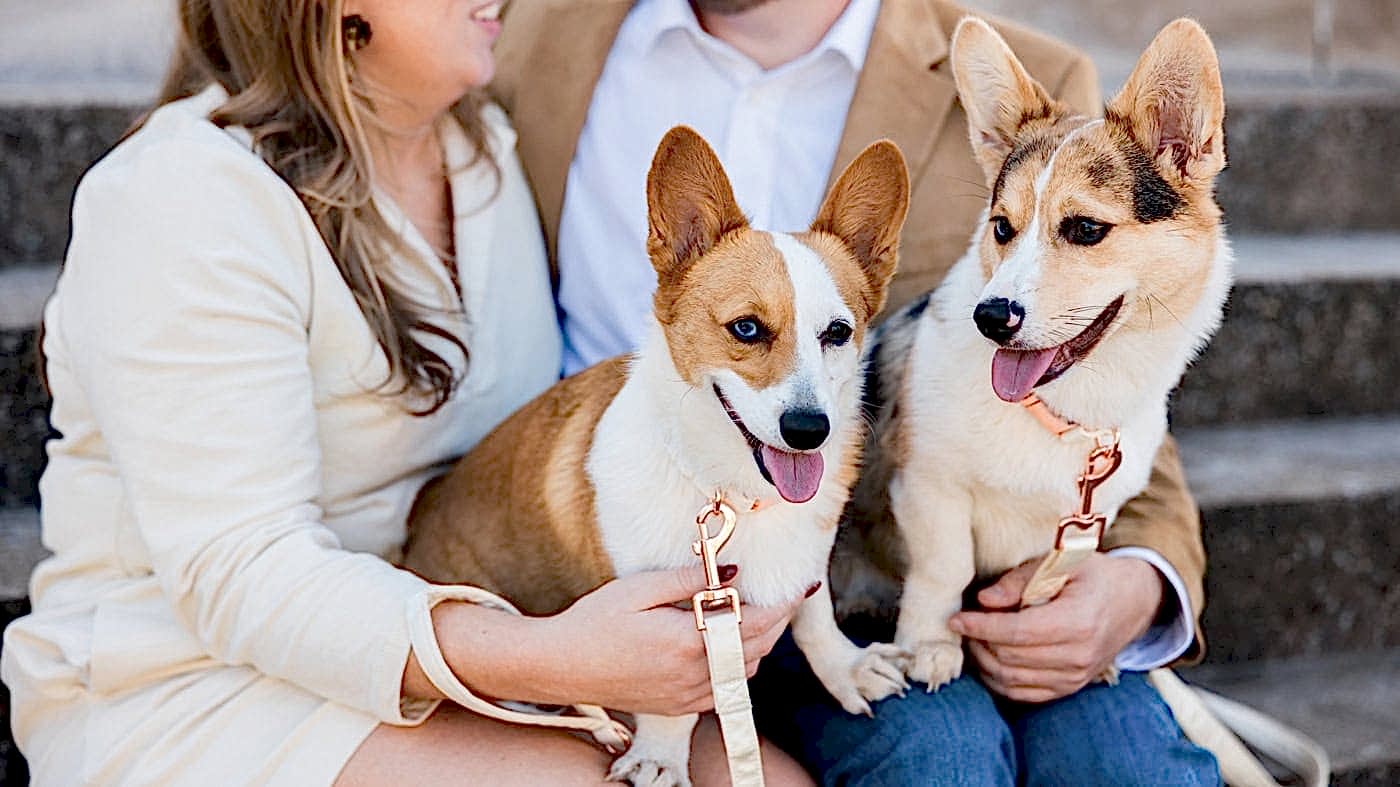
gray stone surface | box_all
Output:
[1189,648,1400,772]
[0,263,59,330]
[1172,276,1400,427]
[0,104,142,266]
[1230,232,1400,283]
[0,507,43,600]
[0,327,51,508]
[0,0,173,106]
[0,596,32,786]
[1215,92,1400,233]
[1177,416,1400,509]
[1198,491,1400,664]
[965,0,1400,86]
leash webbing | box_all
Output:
[1015,393,1122,683]
[701,611,765,786]
[692,495,766,787]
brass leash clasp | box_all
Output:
[1053,428,1122,550]
[691,493,741,631]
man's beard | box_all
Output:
[690,0,775,15]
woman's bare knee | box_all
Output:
[335,704,617,787]
[690,713,814,787]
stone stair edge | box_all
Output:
[1176,415,1400,509]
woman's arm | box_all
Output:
[407,567,800,716]
[61,133,455,724]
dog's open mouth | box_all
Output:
[712,384,824,504]
[990,295,1125,402]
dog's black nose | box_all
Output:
[779,410,830,451]
[973,298,1025,344]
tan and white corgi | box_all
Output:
[836,17,1232,691]
[403,126,911,785]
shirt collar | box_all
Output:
[634,0,881,72]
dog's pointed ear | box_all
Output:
[951,16,1060,184]
[810,140,910,317]
[646,126,748,285]
[1107,18,1225,187]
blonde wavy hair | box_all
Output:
[157,0,497,414]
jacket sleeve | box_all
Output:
[1102,435,1207,663]
[1051,51,1103,118]
[1047,50,1207,663]
[59,133,444,723]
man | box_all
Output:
[491,1,1219,783]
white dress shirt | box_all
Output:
[555,0,1193,671]
[557,0,880,375]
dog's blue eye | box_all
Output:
[1061,216,1112,246]
[992,216,1016,245]
[728,318,768,344]
[821,320,853,347]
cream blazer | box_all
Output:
[2,85,561,777]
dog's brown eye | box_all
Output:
[1060,216,1112,246]
[991,216,1016,245]
[821,320,853,348]
[727,317,770,344]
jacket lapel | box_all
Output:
[507,0,633,269]
[829,0,956,190]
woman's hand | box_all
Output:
[412,566,804,716]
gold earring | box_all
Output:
[342,14,372,51]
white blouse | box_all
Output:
[2,85,560,737]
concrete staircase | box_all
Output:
[3,2,1400,784]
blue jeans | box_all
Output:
[752,632,1220,786]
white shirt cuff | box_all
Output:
[1106,547,1195,671]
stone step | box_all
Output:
[3,232,1399,502]
[1178,416,1400,664]
[965,0,1400,84]
[1171,233,1400,427]
[1188,648,1400,783]
[0,507,43,600]
[1,81,1398,268]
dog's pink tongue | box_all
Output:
[760,446,825,504]
[991,348,1058,402]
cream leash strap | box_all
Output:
[692,495,766,787]
[406,586,632,752]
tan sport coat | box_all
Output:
[490,0,1206,661]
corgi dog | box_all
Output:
[835,16,1232,691]
[403,126,911,785]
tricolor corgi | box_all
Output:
[835,16,1232,691]
[404,126,911,785]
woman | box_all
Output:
[0,1,810,784]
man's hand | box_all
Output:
[948,553,1165,703]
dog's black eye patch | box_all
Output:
[820,320,853,348]
[1060,216,1112,246]
[727,317,771,344]
[992,216,1017,245]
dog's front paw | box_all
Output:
[905,639,964,691]
[607,751,692,787]
[851,642,912,706]
[815,642,912,717]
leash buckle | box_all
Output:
[692,495,741,631]
[1053,513,1107,551]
